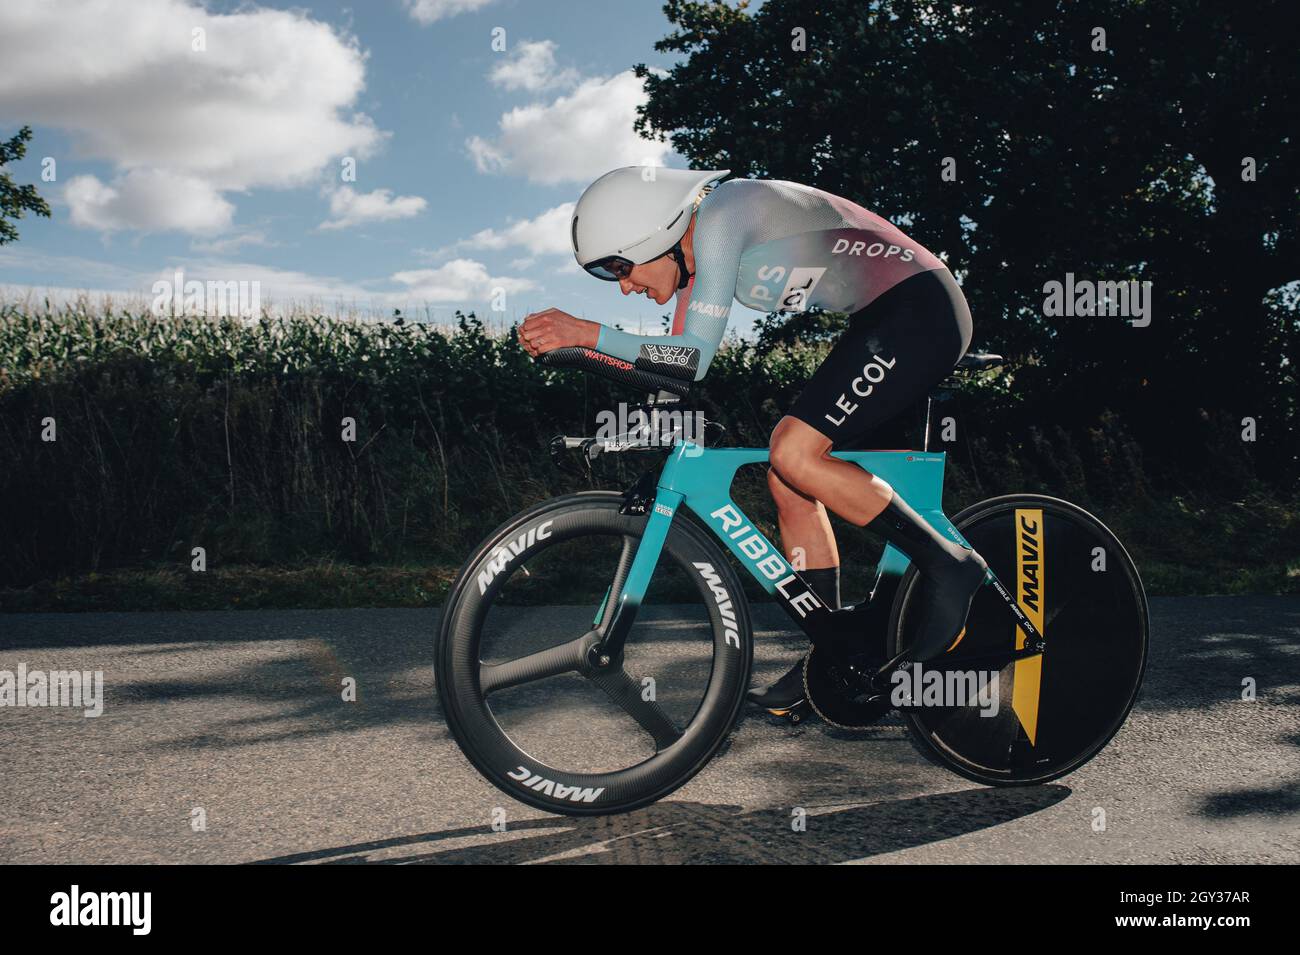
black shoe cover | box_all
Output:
[746,657,807,710]
[866,492,988,662]
[906,548,988,661]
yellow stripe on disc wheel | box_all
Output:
[1012,508,1045,744]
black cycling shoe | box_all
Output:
[907,548,988,660]
[867,492,988,662]
[746,656,807,713]
[746,565,842,714]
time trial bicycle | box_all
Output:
[436,347,1148,816]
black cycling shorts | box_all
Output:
[786,268,972,450]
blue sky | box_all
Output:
[0,0,765,337]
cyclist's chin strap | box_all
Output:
[670,242,691,290]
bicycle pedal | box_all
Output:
[765,700,809,724]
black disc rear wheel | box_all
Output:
[890,494,1148,785]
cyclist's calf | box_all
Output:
[766,465,820,516]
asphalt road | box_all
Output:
[1,597,1297,864]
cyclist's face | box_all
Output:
[618,254,676,305]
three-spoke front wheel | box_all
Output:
[436,493,752,816]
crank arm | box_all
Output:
[868,638,1046,693]
[937,642,1045,668]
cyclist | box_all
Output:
[520,166,986,713]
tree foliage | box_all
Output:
[635,0,1300,479]
[0,126,51,245]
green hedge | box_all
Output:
[1,301,1295,596]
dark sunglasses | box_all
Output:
[582,255,635,281]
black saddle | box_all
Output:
[955,352,1005,371]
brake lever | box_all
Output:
[548,433,567,467]
[549,433,600,473]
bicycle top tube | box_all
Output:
[648,443,971,603]
[657,443,948,515]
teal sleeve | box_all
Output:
[591,183,747,381]
[596,324,719,380]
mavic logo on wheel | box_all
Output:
[507,766,604,803]
[1017,512,1042,616]
[693,563,741,649]
[476,520,554,595]
[1013,508,1045,745]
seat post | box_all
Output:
[923,394,933,452]
[923,352,1003,454]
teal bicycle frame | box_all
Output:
[597,442,993,663]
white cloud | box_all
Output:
[0,248,534,313]
[489,40,579,92]
[466,71,671,184]
[460,203,574,256]
[190,230,276,256]
[404,0,499,25]
[0,0,384,233]
[0,253,373,311]
[466,137,507,175]
[391,259,536,302]
[0,246,375,304]
[65,170,234,234]
[158,262,377,305]
[0,247,152,288]
[320,187,427,230]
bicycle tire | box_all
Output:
[888,494,1148,785]
[436,492,752,815]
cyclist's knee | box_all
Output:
[769,427,820,495]
[770,416,832,486]
[768,442,806,493]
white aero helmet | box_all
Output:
[572,166,730,286]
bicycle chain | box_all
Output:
[802,646,888,731]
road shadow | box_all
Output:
[0,605,763,753]
[6,598,1297,819]
[251,785,1069,865]
[1196,727,1300,819]
[1136,597,1300,822]
[1137,596,1300,711]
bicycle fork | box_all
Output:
[585,488,684,667]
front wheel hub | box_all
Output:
[584,634,618,670]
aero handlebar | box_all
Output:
[538,347,693,398]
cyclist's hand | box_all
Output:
[520,308,599,357]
